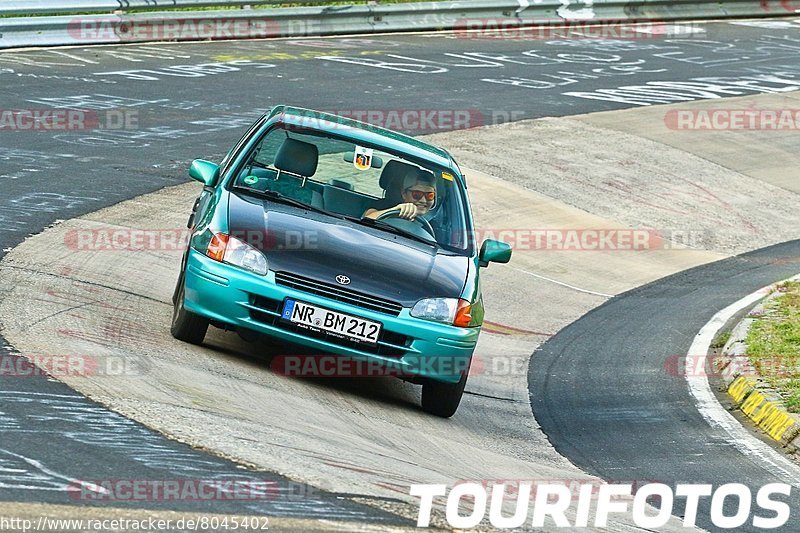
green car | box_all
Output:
[171,106,511,417]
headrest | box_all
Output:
[328,179,353,190]
[275,137,318,177]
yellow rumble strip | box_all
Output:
[727,376,799,443]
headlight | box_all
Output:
[411,298,472,327]
[205,232,268,276]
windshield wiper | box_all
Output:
[351,216,438,247]
[234,186,344,219]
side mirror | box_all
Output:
[479,239,512,267]
[188,159,220,187]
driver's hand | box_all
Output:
[396,203,418,220]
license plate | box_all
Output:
[281,299,382,345]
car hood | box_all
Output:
[227,191,469,307]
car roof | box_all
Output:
[264,105,460,176]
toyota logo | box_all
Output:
[335,275,351,285]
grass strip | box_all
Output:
[746,280,800,412]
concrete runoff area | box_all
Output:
[578,92,800,196]
[1,92,799,529]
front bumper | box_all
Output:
[183,249,479,384]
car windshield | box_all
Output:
[231,125,472,254]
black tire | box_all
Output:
[421,370,469,418]
[170,276,209,345]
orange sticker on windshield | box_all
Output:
[354,146,373,171]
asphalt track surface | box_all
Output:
[530,241,800,532]
[1,20,800,524]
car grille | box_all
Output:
[274,271,403,316]
[247,294,411,358]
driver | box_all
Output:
[363,169,436,221]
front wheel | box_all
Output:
[421,370,468,418]
[170,275,209,345]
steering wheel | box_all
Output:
[376,208,436,238]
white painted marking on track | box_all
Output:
[510,266,614,298]
[728,19,800,29]
[0,391,79,398]
[686,274,800,486]
[46,50,99,65]
[0,448,109,494]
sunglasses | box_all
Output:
[406,189,435,202]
